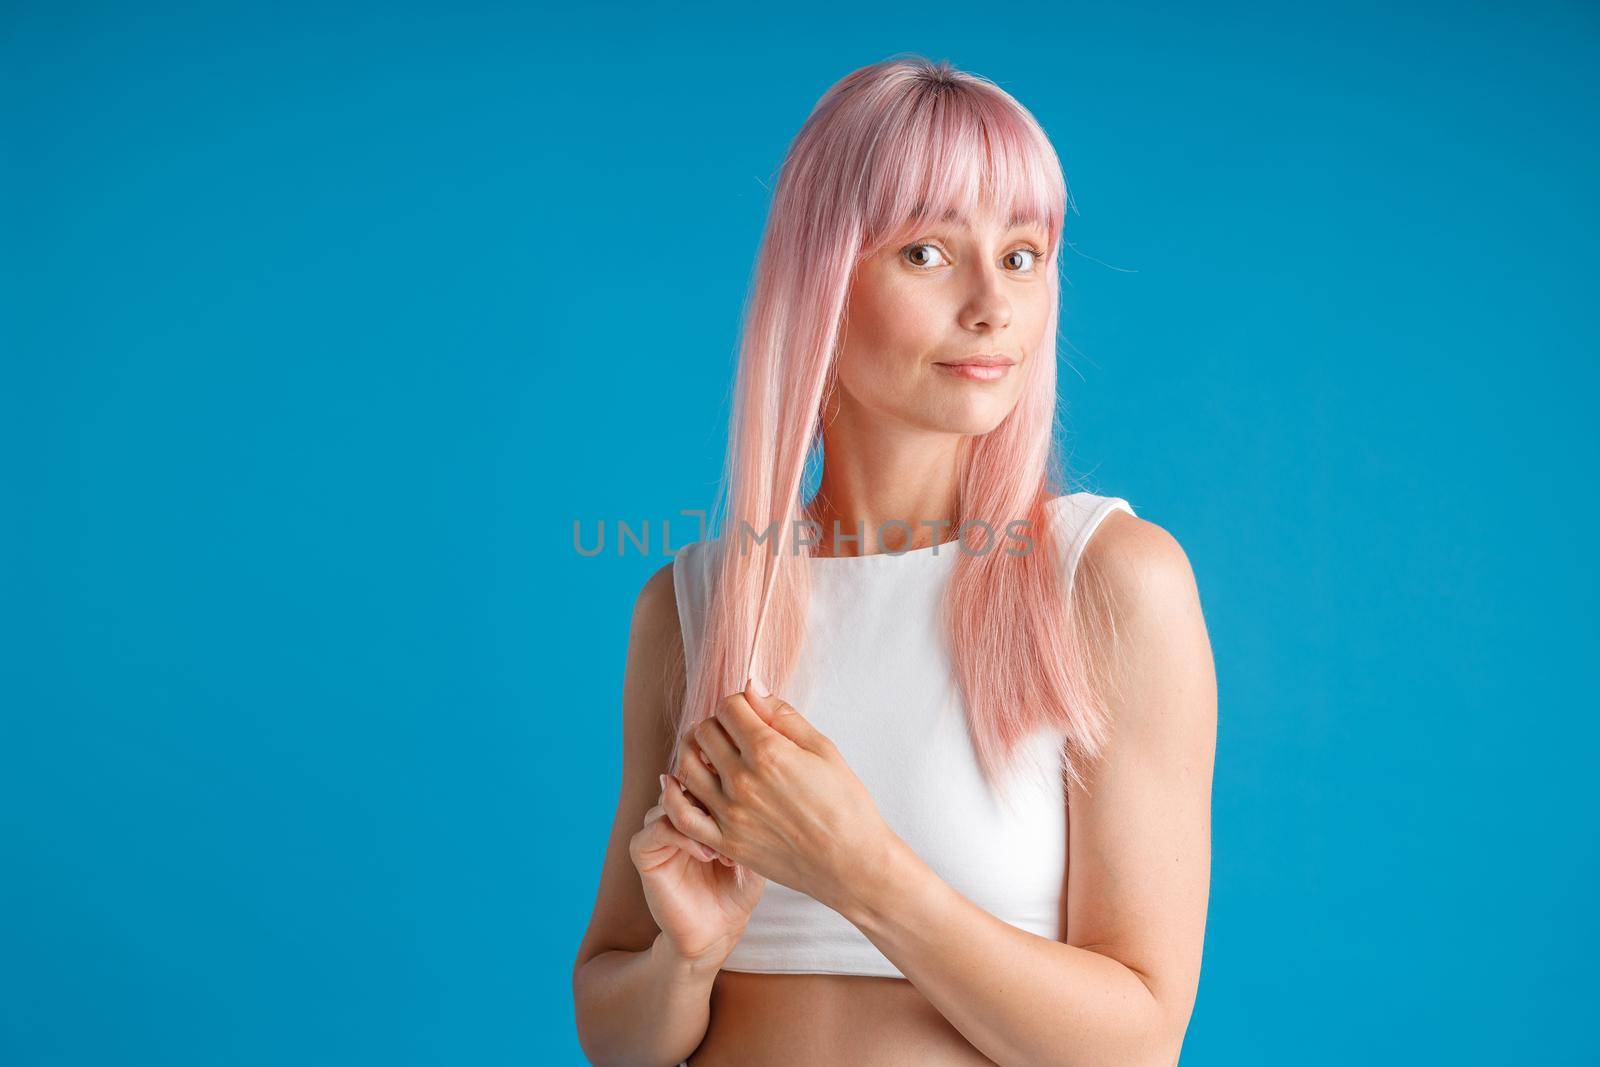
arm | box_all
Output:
[573,934,720,1067]
[572,561,719,1067]
[836,512,1216,1067]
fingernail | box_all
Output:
[658,774,666,790]
[747,675,770,698]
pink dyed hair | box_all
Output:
[670,55,1117,814]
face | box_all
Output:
[830,200,1052,436]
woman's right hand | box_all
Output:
[630,772,767,969]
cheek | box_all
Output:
[1017,289,1053,349]
[838,278,940,391]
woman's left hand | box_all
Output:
[663,678,897,914]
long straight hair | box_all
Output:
[670,55,1119,820]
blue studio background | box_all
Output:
[4,3,1596,1064]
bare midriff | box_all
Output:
[686,970,998,1066]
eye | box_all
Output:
[1005,245,1046,273]
[902,242,950,269]
[900,241,1048,273]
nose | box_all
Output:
[958,267,1012,333]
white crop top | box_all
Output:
[669,491,1137,978]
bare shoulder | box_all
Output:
[1076,508,1215,741]
[631,559,682,649]
[1081,508,1201,610]
[1075,508,1203,639]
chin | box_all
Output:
[920,404,1014,436]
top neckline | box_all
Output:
[800,495,1068,566]
[805,537,967,565]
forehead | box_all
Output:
[884,199,1050,241]
[930,205,1044,230]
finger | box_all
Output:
[644,789,731,870]
[663,769,708,816]
[744,675,775,710]
[715,690,772,752]
[750,694,829,755]
[664,767,708,816]
[678,738,727,811]
[692,717,741,776]
[685,734,721,779]
[742,676,790,731]
[661,773,725,852]
[637,808,717,862]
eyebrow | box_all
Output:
[934,207,1045,232]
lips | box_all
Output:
[934,359,1013,382]
[936,355,1015,368]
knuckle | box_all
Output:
[724,765,756,799]
[747,740,781,774]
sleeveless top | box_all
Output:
[669,491,1137,978]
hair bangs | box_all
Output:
[857,74,1067,261]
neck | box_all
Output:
[805,405,967,557]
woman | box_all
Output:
[573,55,1215,1066]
